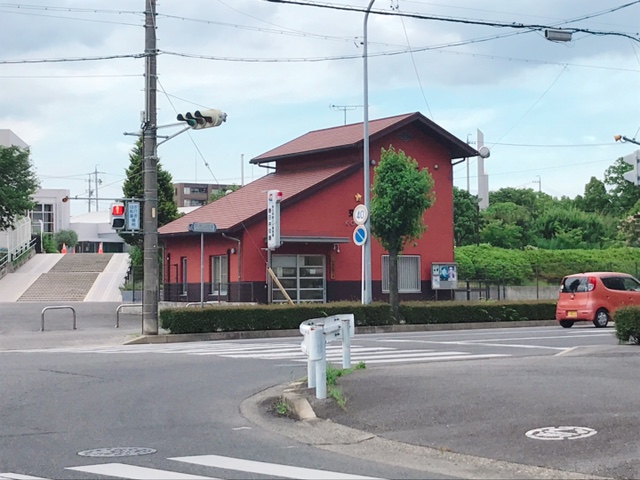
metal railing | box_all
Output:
[41,306,77,332]
[115,303,143,329]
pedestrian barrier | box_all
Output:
[115,303,143,328]
[300,313,354,399]
[40,305,77,332]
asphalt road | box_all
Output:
[0,347,451,480]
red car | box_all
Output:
[555,272,640,328]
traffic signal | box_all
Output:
[622,150,640,186]
[110,203,126,230]
[176,109,227,130]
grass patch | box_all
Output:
[325,361,366,409]
[274,397,290,416]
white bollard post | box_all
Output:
[315,323,327,399]
[342,316,351,369]
[307,326,317,389]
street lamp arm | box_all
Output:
[615,135,640,146]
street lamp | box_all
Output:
[361,0,375,305]
[615,135,640,146]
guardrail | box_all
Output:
[41,306,77,332]
[115,303,143,328]
[300,313,354,399]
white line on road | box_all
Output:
[66,463,218,480]
[170,454,383,480]
[1,474,50,480]
[350,353,510,364]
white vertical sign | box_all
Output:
[267,190,282,250]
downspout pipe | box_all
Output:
[222,233,242,281]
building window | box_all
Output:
[381,255,421,293]
[272,255,325,303]
[183,187,191,195]
[30,204,54,233]
[190,187,207,194]
[211,255,228,295]
[189,199,205,206]
[181,257,188,295]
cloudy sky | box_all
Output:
[1,0,638,216]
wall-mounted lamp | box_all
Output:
[433,164,439,170]
[333,243,340,253]
[229,247,237,254]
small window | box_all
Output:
[211,255,228,295]
[601,277,625,291]
[622,277,640,292]
[382,255,421,293]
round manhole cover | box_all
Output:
[78,447,157,457]
[525,426,597,441]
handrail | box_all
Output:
[41,306,77,332]
[115,303,143,328]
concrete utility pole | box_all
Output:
[94,165,103,211]
[143,0,159,335]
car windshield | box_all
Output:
[561,277,589,293]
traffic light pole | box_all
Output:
[143,0,159,335]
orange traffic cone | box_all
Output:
[98,242,103,254]
[61,243,67,254]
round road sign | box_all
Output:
[353,225,367,246]
[353,204,368,226]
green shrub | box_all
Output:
[614,306,640,344]
[160,300,557,334]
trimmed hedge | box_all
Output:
[614,306,640,344]
[160,300,557,334]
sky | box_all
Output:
[0,0,639,216]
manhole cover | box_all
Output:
[78,447,157,457]
[525,426,597,441]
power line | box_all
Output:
[263,0,640,43]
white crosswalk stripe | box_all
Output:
[5,453,384,480]
[2,341,510,365]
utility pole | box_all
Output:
[143,0,159,335]
[87,176,93,212]
[94,165,103,211]
[533,175,541,193]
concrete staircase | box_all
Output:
[17,254,117,302]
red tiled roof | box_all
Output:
[251,113,414,163]
[250,112,477,163]
[159,164,356,235]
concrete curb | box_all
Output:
[123,320,559,345]
[240,381,610,480]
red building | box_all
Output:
[159,112,477,304]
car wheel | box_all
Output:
[593,308,609,328]
[559,320,574,328]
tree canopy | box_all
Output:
[371,146,434,319]
[120,138,179,247]
[0,146,39,230]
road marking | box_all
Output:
[170,454,383,480]
[352,353,509,364]
[1,474,50,480]
[66,463,217,479]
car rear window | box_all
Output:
[561,277,589,293]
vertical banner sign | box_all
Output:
[267,190,282,250]
[126,201,141,231]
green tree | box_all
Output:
[535,207,611,249]
[121,138,179,247]
[489,187,537,213]
[480,202,533,248]
[370,146,435,320]
[453,187,481,246]
[209,184,240,203]
[54,229,78,252]
[581,177,611,214]
[0,146,39,230]
[604,157,640,215]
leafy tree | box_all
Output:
[0,146,39,230]
[453,187,481,246]
[121,138,179,248]
[480,202,533,248]
[604,157,640,215]
[535,207,610,249]
[54,229,78,252]
[370,146,434,320]
[209,184,240,203]
[580,177,611,214]
[489,187,537,213]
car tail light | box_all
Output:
[588,276,597,291]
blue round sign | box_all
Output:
[353,225,367,246]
